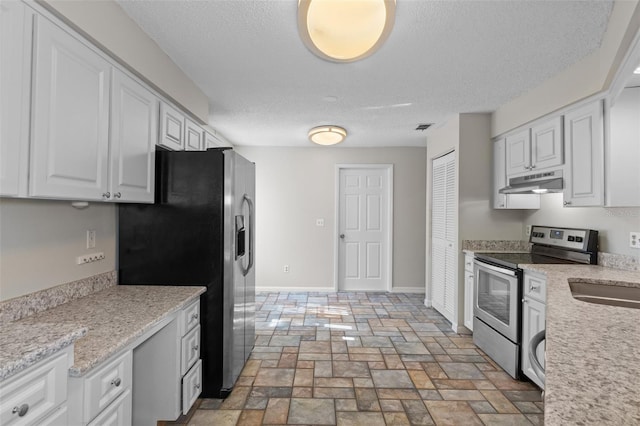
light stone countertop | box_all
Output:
[1,285,205,380]
[520,264,640,426]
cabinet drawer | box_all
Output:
[180,299,200,336]
[83,350,131,423]
[524,272,547,303]
[87,389,131,426]
[39,405,67,426]
[182,359,202,415]
[0,350,68,426]
[181,325,201,375]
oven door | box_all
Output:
[474,260,520,342]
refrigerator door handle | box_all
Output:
[241,194,254,276]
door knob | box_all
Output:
[339,234,345,239]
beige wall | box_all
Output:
[234,147,427,291]
[0,199,116,301]
[38,0,209,123]
[492,0,640,136]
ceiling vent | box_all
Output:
[415,124,433,131]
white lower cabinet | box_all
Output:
[182,359,202,415]
[463,253,474,331]
[68,350,132,425]
[0,347,72,426]
[521,271,546,390]
[87,389,131,426]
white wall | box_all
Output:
[38,0,209,123]
[234,147,427,291]
[492,0,640,136]
[523,194,640,256]
[0,199,116,301]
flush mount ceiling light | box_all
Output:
[298,0,396,63]
[308,126,347,145]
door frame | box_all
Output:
[333,164,394,292]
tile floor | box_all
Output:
[190,292,543,425]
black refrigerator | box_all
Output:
[118,147,255,398]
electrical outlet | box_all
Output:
[316,218,325,227]
[86,230,96,249]
[283,265,290,273]
[630,232,640,249]
[525,225,532,237]
[77,252,105,265]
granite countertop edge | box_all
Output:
[519,264,640,426]
[1,285,206,381]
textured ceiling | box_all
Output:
[116,0,613,147]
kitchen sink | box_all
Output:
[569,279,640,309]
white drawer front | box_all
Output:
[0,350,68,426]
[182,359,202,415]
[464,254,474,272]
[87,389,131,426]
[180,299,200,336]
[38,405,67,426]
[181,325,201,375]
[84,351,131,423]
[524,273,547,303]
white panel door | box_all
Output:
[505,129,531,176]
[185,119,203,151]
[430,152,456,325]
[563,101,604,207]
[30,15,111,200]
[0,1,32,197]
[110,69,157,203]
[531,116,563,170]
[159,102,185,151]
[338,167,390,291]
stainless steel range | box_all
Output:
[472,226,598,379]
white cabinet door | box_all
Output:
[30,15,111,200]
[521,297,545,389]
[159,102,185,151]
[204,131,223,149]
[607,87,640,207]
[0,1,32,197]
[530,116,563,171]
[110,70,157,203]
[463,269,474,331]
[563,101,604,207]
[505,129,531,176]
[185,119,203,151]
[493,139,539,209]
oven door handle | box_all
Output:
[474,260,517,277]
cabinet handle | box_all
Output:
[102,192,111,199]
[522,299,528,304]
[563,201,571,206]
[12,404,29,417]
[192,344,199,351]
[114,192,122,199]
[499,203,505,207]
[530,164,536,169]
[190,313,199,322]
[529,284,539,292]
[194,383,201,390]
[111,377,122,387]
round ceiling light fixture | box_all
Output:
[308,126,347,145]
[298,0,396,63]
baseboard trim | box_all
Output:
[256,286,336,293]
[390,287,426,294]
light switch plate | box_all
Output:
[316,218,325,227]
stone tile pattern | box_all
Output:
[0,270,117,324]
[462,240,531,252]
[5,285,205,377]
[191,292,543,425]
[521,264,640,426]
[598,251,640,272]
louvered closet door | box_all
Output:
[431,152,456,325]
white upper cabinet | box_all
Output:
[0,1,32,197]
[505,129,531,176]
[607,87,640,207]
[110,69,157,203]
[185,119,203,151]
[530,116,563,171]
[204,131,223,149]
[493,138,539,209]
[30,15,111,200]
[563,101,604,207]
[159,102,185,151]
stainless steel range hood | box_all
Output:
[499,169,564,194]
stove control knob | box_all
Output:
[568,236,575,242]
[575,236,583,243]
